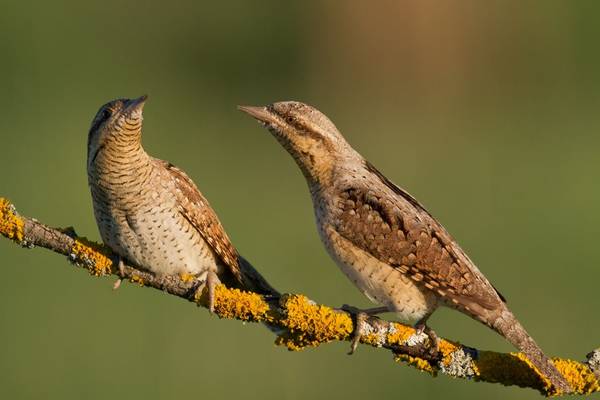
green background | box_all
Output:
[1,1,599,399]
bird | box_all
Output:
[238,101,571,393]
[87,95,277,311]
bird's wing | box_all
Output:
[154,159,243,285]
[332,161,505,314]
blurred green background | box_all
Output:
[1,1,599,399]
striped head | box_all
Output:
[87,95,147,168]
[238,101,357,184]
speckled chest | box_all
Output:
[88,162,218,277]
[311,185,438,323]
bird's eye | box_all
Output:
[286,116,294,124]
[101,109,112,122]
[89,108,113,134]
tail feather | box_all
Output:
[237,255,280,297]
[237,255,283,334]
[492,309,571,394]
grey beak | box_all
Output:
[237,105,275,124]
[125,95,148,112]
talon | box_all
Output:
[348,311,368,355]
[414,322,439,357]
[340,304,387,355]
[118,258,126,278]
[113,257,126,290]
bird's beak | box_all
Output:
[237,105,275,125]
[125,95,148,113]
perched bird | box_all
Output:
[87,96,277,311]
[239,101,570,393]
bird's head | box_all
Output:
[238,101,355,183]
[87,95,147,166]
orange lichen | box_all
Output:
[276,294,353,350]
[70,237,113,276]
[213,285,272,322]
[0,198,24,243]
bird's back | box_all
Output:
[316,161,506,324]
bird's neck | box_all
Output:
[90,130,151,183]
[305,149,362,197]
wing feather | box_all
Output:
[155,159,243,285]
[332,161,506,314]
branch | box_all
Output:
[1,197,598,397]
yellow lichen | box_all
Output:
[475,350,550,394]
[360,332,385,347]
[0,198,24,243]
[70,237,113,276]
[395,353,437,375]
[276,294,353,350]
[438,339,462,367]
[213,285,272,322]
[179,272,195,283]
[386,322,416,345]
[554,358,600,395]
[130,274,145,286]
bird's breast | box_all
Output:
[89,165,218,277]
[316,212,438,323]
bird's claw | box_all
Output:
[112,257,126,290]
[340,304,385,355]
[414,322,440,358]
[189,271,218,313]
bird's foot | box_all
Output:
[189,271,219,313]
[340,304,388,355]
[112,257,126,290]
[414,322,439,358]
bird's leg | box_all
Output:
[112,257,126,290]
[190,270,220,313]
[340,304,388,355]
[205,270,219,314]
[414,315,439,357]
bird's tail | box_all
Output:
[491,308,571,394]
[238,255,280,297]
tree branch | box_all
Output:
[1,197,598,397]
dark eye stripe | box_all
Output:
[89,108,112,134]
[279,113,323,141]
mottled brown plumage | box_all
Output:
[87,96,277,311]
[239,101,570,393]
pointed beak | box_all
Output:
[237,105,275,124]
[125,95,148,113]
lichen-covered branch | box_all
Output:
[1,197,598,397]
